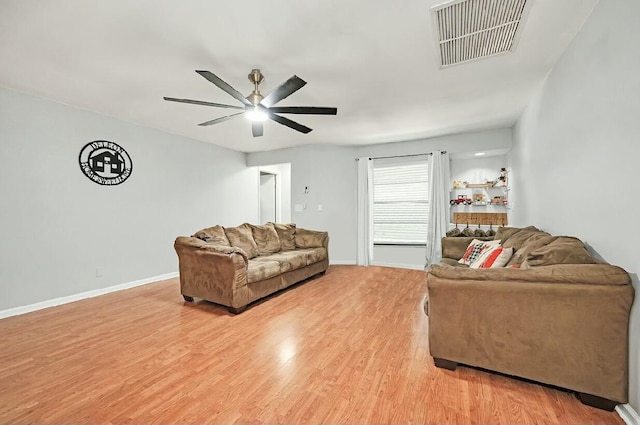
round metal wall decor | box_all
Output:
[79,140,133,186]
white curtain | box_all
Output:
[425,151,450,267]
[356,157,374,266]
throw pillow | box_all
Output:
[224,223,259,259]
[192,225,230,246]
[458,239,501,265]
[250,223,281,256]
[470,246,514,269]
[270,222,296,251]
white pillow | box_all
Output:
[458,239,501,265]
[470,246,514,269]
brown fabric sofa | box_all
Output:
[174,223,329,314]
[426,226,634,410]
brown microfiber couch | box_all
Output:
[174,223,328,314]
[426,226,634,410]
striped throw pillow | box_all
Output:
[458,239,501,265]
[470,246,514,269]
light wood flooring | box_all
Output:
[0,265,624,424]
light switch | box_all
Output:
[294,204,303,212]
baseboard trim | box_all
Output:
[330,260,356,265]
[617,404,640,425]
[371,262,426,270]
[0,272,179,320]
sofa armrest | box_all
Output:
[428,263,630,286]
[175,236,248,265]
[174,237,249,306]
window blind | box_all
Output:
[372,159,429,244]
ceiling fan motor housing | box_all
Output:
[247,69,264,105]
[248,69,264,85]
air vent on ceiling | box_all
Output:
[433,0,528,67]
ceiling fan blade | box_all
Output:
[260,75,307,108]
[268,106,337,115]
[196,70,252,106]
[252,122,264,137]
[268,113,312,134]
[163,97,243,110]
[198,112,244,126]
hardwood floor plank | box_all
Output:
[0,265,624,424]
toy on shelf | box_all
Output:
[472,193,486,205]
[490,195,508,205]
[450,195,472,205]
[452,180,464,189]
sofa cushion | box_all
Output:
[502,228,549,251]
[458,239,501,265]
[192,225,230,246]
[295,229,326,248]
[494,226,526,244]
[507,234,557,266]
[525,237,597,267]
[246,259,281,283]
[440,258,469,268]
[270,223,297,251]
[298,247,328,265]
[495,226,540,246]
[250,223,281,256]
[224,224,258,259]
[252,251,307,273]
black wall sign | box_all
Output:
[79,141,133,186]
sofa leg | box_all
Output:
[228,305,247,314]
[434,358,458,371]
[576,393,617,411]
[182,295,194,302]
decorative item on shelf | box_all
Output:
[453,212,508,226]
[472,192,486,205]
[489,195,508,205]
[450,195,472,205]
[497,167,508,187]
[464,181,496,188]
[452,180,464,189]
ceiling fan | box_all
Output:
[164,69,337,137]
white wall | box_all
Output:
[508,0,639,411]
[0,87,259,312]
[247,128,512,265]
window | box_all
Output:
[372,158,429,245]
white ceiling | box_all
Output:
[0,0,598,153]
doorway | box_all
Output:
[260,172,277,223]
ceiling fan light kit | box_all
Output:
[245,107,268,122]
[164,69,337,137]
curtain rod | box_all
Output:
[355,151,447,161]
